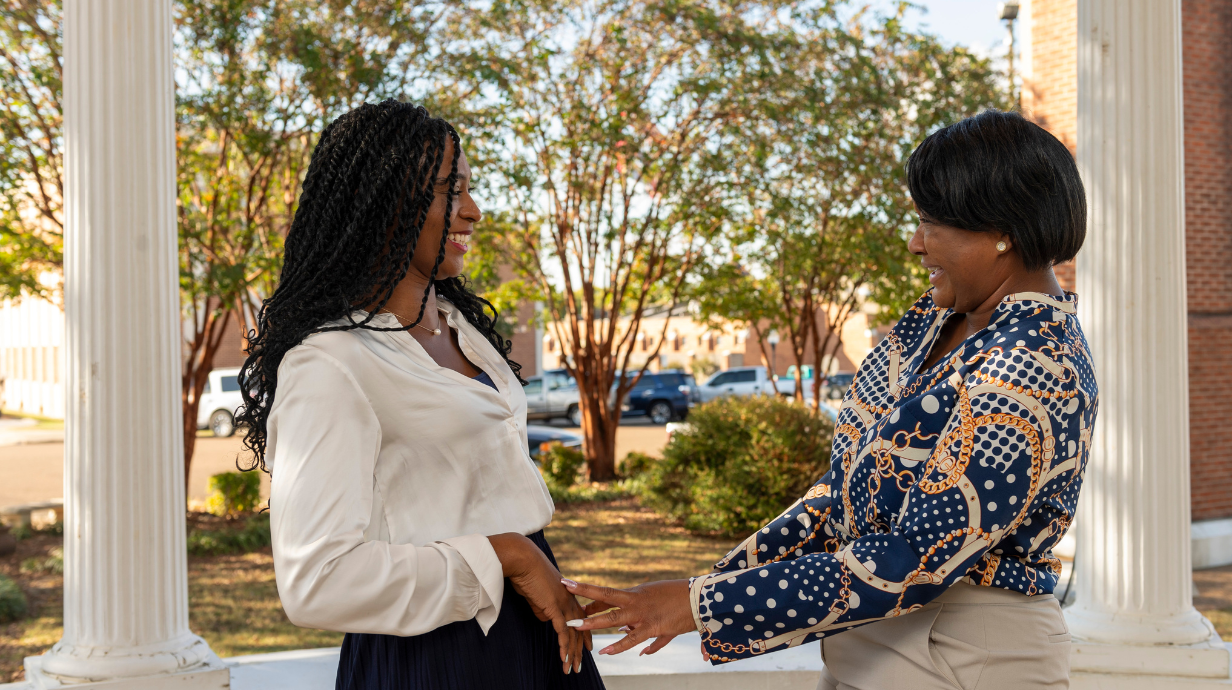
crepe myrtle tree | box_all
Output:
[0,0,63,300]
[695,3,1007,410]
[454,0,789,480]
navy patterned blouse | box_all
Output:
[689,290,1098,664]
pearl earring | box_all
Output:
[996,241,1007,252]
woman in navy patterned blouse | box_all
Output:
[566,110,1095,689]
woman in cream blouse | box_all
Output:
[235,101,604,689]
[567,110,1096,689]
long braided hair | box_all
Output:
[236,100,522,471]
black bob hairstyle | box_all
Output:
[235,100,522,471]
[905,109,1086,272]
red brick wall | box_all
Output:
[1029,0,1232,520]
[211,319,249,369]
[1023,0,1078,292]
[1022,0,1077,154]
[507,298,539,377]
[1183,0,1232,521]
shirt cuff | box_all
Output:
[440,533,505,634]
[688,574,711,633]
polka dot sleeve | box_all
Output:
[710,470,841,575]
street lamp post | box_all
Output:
[767,330,780,384]
[998,1,1020,108]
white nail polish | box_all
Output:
[566,619,584,628]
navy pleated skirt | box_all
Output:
[335,531,606,690]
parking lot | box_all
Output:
[0,417,671,508]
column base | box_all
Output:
[1070,633,1231,680]
[23,654,228,690]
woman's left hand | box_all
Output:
[562,579,698,656]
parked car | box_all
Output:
[820,373,855,400]
[776,364,816,400]
[526,425,583,461]
[667,404,838,445]
[614,369,696,424]
[697,366,776,402]
[196,367,244,437]
[523,370,581,425]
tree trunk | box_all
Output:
[578,381,621,481]
[181,307,231,497]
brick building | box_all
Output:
[1022,0,1232,558]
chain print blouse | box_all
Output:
[689,290,1098,664]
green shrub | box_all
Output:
[206,471,261,517]
[638,395,832,537]
[619,451,657,479]
[9,521,61,540]
[539,443,586,491]
[187,513,271,556]
[0,575,27,622]
[547,482,632,504]
[19,547,62,575]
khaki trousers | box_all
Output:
[817,582,1071,690]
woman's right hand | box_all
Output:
[489,533,590,674]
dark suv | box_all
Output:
[614,369,697,424]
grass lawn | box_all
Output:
[0,411,63,431]
[4,499,1228,684]
[0,497,733,682]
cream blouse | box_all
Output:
[267,302,555,637]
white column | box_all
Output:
[1069,0,1229,683]
[23,1,227,687]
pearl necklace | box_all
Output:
[382,305,448,336]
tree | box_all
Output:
[0,0,62,301]
[456,0,775,479]
[174,0,448,487]
[695,4,1006,408]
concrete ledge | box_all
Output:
[223,633,823,690]
[20,655,228,690]
[594,632,821,690]
[1071,635,1231,680]
[1194,518,1232,569]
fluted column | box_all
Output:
[24,1,227,686]
[1069,0,1228,680]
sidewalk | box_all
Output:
[0,423,671,508]
[0,418,63,448]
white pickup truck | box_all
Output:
[697,366,791,402]
[698,365,851,403]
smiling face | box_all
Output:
[907,213,1014,313]
[409,135,482,281]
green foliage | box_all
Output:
[206,471,261,517]
[690,2,1009,383]
[638,396,832,537]
[0,0,64,300]
[687,357,719,381]
[0,575,27,623]
[547,482,633,505]
[9,521,61,540]
[454,0,757,478]
[539,442,586,492]
[619,451,657,480]
[19,547,62,575]
[187,512,271,556]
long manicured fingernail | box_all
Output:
[599,646,613,655]
[619,626,630,632]
[566,619,584,628]
[561,578,578,588]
